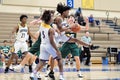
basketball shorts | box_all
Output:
[14,41,28,53]
[39,44,58,61]
[59,42,80,58]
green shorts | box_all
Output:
[59,42,80,58]
[29,35,41,57]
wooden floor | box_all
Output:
[0,64,120,80]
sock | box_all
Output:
[60,72,63,75]
[77,70,79,72]
[50,70,53,72]
[33,70,37,74]
[3,62,5,66]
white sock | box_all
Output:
[3,62,5,66]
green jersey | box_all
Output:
[1,46,10,54]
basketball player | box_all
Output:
[30,10,64,80]
[29,4,90,79]
[4,15,36,73]
[13,11,56,78]
[54,3,89,78]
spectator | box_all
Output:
[75,7,82,17]
[0,40,11,68]
[78,14,86,26]
[80,32,92,66]
[1,40,11,58]
[88,14,95,27]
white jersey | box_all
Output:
[39,22,58,61]
[59,19,70,43]
[40,22,52,45]
[16,24,28,42]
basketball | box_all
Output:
[71,23,81,33]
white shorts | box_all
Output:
[39,44,58,61]
[14,41,28,53]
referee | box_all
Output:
[81,32,92,66]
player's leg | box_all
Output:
[20,52,33,66]
[60,42,71,65]
[30,45,50,80]
[47,56,58,70]
[48,46,64,80]
[70,44,83,78]
[4,41,20,73]
[18,36,41,67]
[13,42,29,72]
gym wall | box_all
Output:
[0,0,120,18]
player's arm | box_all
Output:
[68,38,90,46]
[54,17,71,32]
[33,31,40,42]
[49,28,61,57]
[29,18,42,26]
[28,27,37,40]
[10,25,19,42]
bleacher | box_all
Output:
[0,12,120,64]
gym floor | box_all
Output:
[0,64,120,80]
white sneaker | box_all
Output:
[45,69,50,77]
[30,73,36,80]
[13,65,23,72]
[30,72,41,80]
[2,62,6,69]
[36,72,41,79]
[59,75,65,80]
[77,71,83,78]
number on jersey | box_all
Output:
[21,33,25,38]
[42,31,45,38]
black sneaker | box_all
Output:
[4,67,9,73]
[48,71,55,80]
[29,65,33,73]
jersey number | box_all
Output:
[21,33,25,38]
[42,31,45,38]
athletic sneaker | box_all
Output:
[77,71,83,78]
[59,75,64,80]
[13,65,22,72]
[4,65,14,73]
[30,72,41,80]
[4,67,9,73]
[36,72,41,80]
[48,70,55,80]
[2,62,6,69]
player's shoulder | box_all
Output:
[17,23,28,28]
[55,16,63,22]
